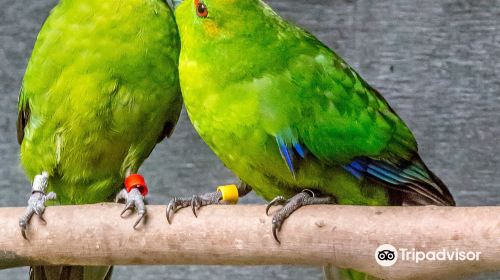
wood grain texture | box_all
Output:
[1,204,500,280]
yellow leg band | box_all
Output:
[217,184,239,204]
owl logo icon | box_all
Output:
[375,244,398,267]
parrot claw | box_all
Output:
[19,171,56,240]
[133,211,146,229]
[268,191,336,243]
[272,218,282,244]
[191,195,201,217]
[166,198,180,224]
[265,196,286,216]
[166,191,222,224]
[115,188,147,229]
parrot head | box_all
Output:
[175,0,283,46]
[174,0,305,82]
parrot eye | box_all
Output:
[196,1,208,18]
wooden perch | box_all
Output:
[0,204,498,279]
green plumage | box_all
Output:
[176,0,454,277]
[177,0,387,204]
[176,0,453,205]
[18,0,181,279]
[19,0,181,204]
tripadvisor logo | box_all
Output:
[375,244,398,267]
[375,244,482,267]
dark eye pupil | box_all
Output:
[197,3,207,14]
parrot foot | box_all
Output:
[266,190,336,243]
[19,171,56,239]
[115,188,147,229]
[165,182,253,224]
[166,191,222,224]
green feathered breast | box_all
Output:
[18,0,182,205]
[175,0,454,206]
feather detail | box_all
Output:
[276,136,295,177]
[275,133,309,177]
[293,142,306,158]
[345,156,455,206]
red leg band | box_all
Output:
[124,174,148,196]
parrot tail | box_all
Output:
[345,155,456,206]
[30,266,113,280]
[330,155,456,279]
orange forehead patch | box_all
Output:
[204,21,221,37]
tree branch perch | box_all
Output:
[0,204,498,279]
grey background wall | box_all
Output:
[1,0,499,279]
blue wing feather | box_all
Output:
[293,143,306,158]
[276,136,295,177]
[344,157,454,206]
[274,133,454,206]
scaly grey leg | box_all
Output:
[166,181,252,224]
[19,171,56,239]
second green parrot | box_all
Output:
[17,0,181,279]
[168,0,455,278]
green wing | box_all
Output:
[300,54,418,165]
[268,31,454,206]
[264,34,417,166]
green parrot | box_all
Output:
[17,0,181,279]
[167,0,455,278]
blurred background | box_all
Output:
[1,0,499,279]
